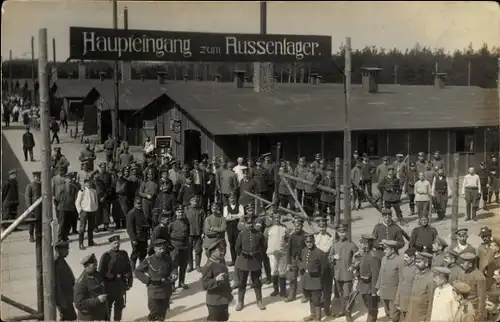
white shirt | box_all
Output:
[144,141,154,153]
[75,187,98,213]
[315,232,334,253]
[223,204,244,221]
[461,174,481,195]
[264,224,287,254]
[414,180,431,202]
[233,165,246,183]
[430,284,457,322]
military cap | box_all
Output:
[479,227,492,237]
[32,171,41,176]
[360,234,375,243]
[326,165,334,171]
[152,239,167,247]
[228,191,237,198]
[336,224,348,232]
[134,196,142,203]
[454,228,468,235]
[405,247,417,257]
[304,233,315,241]
[64,172,74,179]
[8,169,17,175]
[452,281,471,294]
[434,236,448,247]
[211,202,221,210]
[418,152,425,157]
[175,204,184,211]
[445,250,460,258]
[169,160,178,166]
[204,237,225,252]
[81,253,97,266]
[382,156,389,161]
[409,162,416,167]
[432,266,451,275]
[294,217,304,225]
[260,153,271,159]
[381,208,392,216]
[396,153,404,157]
[480,161,485,166]
[382,239,398,247]
[353,150,359,155]
[415,252,433,260]
[459,252,476,261]
[108,235,120,243]
[160,210,173,218]
[315,216,328,225]
[54,240,69,249]
[255,158,262,163]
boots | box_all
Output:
[314,306,322,321]
[344,296,352,321]
[284,280,297,302]
[195,253,202,272]
[270,276,279,296]
[279,277,288,297]
[235,289,245,311]
[254,288,266,310]
[303,303,315,321]
[78,233,85,250]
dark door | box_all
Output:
[100,110,112,143]
[83,104,98,136]
[184,129,201,164]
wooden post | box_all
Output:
[52,38,56,63]
[9,49,12,94]
[112,0,120,159]
[273,143,281,204]
[31,36,36,104]
[394,64,398,85]
[343,37,352,239]
[282,177,308,218]
[38,28,56,320]
[334,157,341,226]
[467,61,471,87]
[450,153,460,249]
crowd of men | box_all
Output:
[2,134,500,321]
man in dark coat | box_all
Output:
[238,167,257,207]
[25,171,42,243]
[201,237,233,322]
[79,139,96,171]
[478,161,490,210]
[54,241,77,321]
[234,213,267,311]
[168,205,191,289]
[409,215,438,253]
[319,165,336,223]
[2,169,19,220]
[372,209,408,258]
[488,156,500,204]
[103,134,116,162]
[358,234,381,322]
[285,217,307,302]
[403,162,419,216]
[127,197,149,269]
[135,238,178,321]
[378,167,404,224]
[74,253,108,321]
[55,172,80,241]
[98,235,133,321]
[52,146,70,175]
[22,126,35,161]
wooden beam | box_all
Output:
[450,153,459,249]
[7,314,43,321]
[243,191,302,218]
[427,130,431,160]
[1,295,40,316]
[1,197,42,241]
[447,130,451,173]
[279,172,337,195]
[334,157,341,226]
[281,177,316,233]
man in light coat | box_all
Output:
[394,248,419,320]
[430,266,455,322]
[406,252,436,322]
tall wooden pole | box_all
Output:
[343,37,352,239]
[9,49,12,94]
[112,0,120,152]
[394,64,398,85]
[273,143,281,205]
[450,153,459,248]
[52,38,56,63]
[334,157,341,226]
[38,28,56,320]
[31,36,36,104]
[260,1,266,34]
[467,61,471,87]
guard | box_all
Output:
[25,171,42,243]
[2,169,19,221]
[285,217,306,302]
[301,234,327,322]
[169,205,190,290]
[409,215,438,253]
[458,252,487,321]
[54,240,77,321]
[377,167,404,224]
[78,139,96,171]
[358,234,381,322]
[127,197,149,269]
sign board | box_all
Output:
[155,136,172,149]
[69,27,332,63]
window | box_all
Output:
[357,133,379,156]
[456,130,475,153]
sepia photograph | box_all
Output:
[1,1,499,321]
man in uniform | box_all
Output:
[403,162,419,216]
[25,171,42,243]
[358,234,381,322]
[238,167,257,207]
[139,168,158,227]
[94,162,113,232]
[457,252,487,321]
[444,250,463,283]
[392,153,407,186]
[52,146,70,175]
[294,157,307,205]
[328,224,358,320]
[54,240,77,321]
[372,209,407,259]
[234,213,267,311]
[432,237,449,267]
[286,217,307,302]
[261,153,275,201]
[409,215,438,253]
[406,251,435,322]
[461,167,481,221]
[79,139,97,171]
[314,217,334,315]
[488,156,499,204]
[22,126,35,162]
[319,165,336,223]
[217,158,238,208]
[361,154,374,199]
[103,134,116,162]
[264,210,289,298]
[168,205,190,290]
[477,227,500,290]
[118,143,134,170]
[98,235,133,321]
[277,166,296,211]
[415,152,427,174]
[135,239,178,321]
[378,167,404,224]
[429,266,454,322]
[432,151,445,171]
[2,169,19,221]
[301,233,328,322]
[394,248,418,320]
[312,153,322,169]
[431,167,451,220]
[478,161,490,210]
[127,197,149,269]
[303,164,321,217]
[351,161,364,210]
[453,228,477,256]
[74,253,108,321]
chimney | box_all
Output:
[99,72,106,81]
[433,72,447,89]
[183,74,188,83]
[78,62,86,80]
[233,70,245,88]
[157,72,166,84]
[253,62,274,92]
[361,67,382,93]
[214,74,221,83]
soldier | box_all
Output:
[253,158,270,211]
[432,151,445,171]
[74,253,108,321]
[153,179,176,227]
[205,202,227,240]
[372,209,407,258]
[431,167,451,220]
[394,247,418,320]
[311,153,321,169]
[453,228,477,256]
[264,210,289,297]
[118,142,134,170]
[392,153,407,184]
[22,126,35,161]
[409,215,438,253]
[457,252,487,321]
[406,251,435,322]
[277,165,296,211]
[103,134,116,162]
[328,224,358,319]
[319,165,336,222]
[201,237,233,322]
[461,167,481,221]
[303,164,321,217]
[139,169,158,227]
[403,162,418,216]
[361,154,374,198]
[378,167,404,224]
[185,195,205,272]
[351,161,364,210]
[98,235,133,321]
[234,213,267,311]
[54,240,77,321]
[135,238,178,321]
[423,161,437,186]
[444,250,463,283]
[223,192,243,266]
[127,163,143,200]
[94,162,112,232]
[238,167,257,207]
[52,146,70,175]
[75,178,99,250]
[127,197,149,269]
[301,233,328,322]
[477,227,500,290]
[286,217,306,302]
[358,234,381,322]
[415,152,427,174]
[178,174,198,207]
[25,171,41,243]
[313,217,334,315]
[2,169,19,221]
[79,139,97,171]
[429,266,454,322]
[432,237,449,267]
[451,281,476,322]
[488,156,499,204]
[294,157,307,204]
[478,161,490,210]
[375,239,404,322]
[77,160,96,188]
[168,205,190,290]
[217,158,238,208]
[116,167,131,225]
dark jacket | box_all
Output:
[135,254,177,300]
[2,179,19,207]
[55,182,80,212]
[22,132,35,148]
[300,246,327,290]
[168,219,190,249]
[184,207,205,236]
[126,208,149,242]
[201,259,233,306]
[54,257,75,311]
[73,271,108,321]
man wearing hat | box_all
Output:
[478,161,490,210]
[205,202,227,240]
[394,248,418,320]
[358,234,381,322]
[77,160,96,188]
[153,178,176,227]
[406,251,435,322]
[201,237,232,321]
[277,165,296,212]
[351,161,364,211]
[252,157,269,212]
[54,240,77,321]
[234,213,266,311]
[217,158,238,208]
[431,151,444,172]
[392,153,407,183]
[409,215,438,253]
[185,195,205,273]
[135,238,178,321]
[301,233,328,322]
[303,164,320,217]
[223,193,243,266]
[293,157,307,205]
[285,217,306,302]
[443,250,462,283]
[238,166,257,207]
[377,167,404,223]
[76,177,99,250]
[98,235,133,321]
[432,236,449,267]
[403,162,419,216]
[139,168,158,227]
[319,165,336,222]
[361,154,374,199]
[429,266,454,321]
[375,239,404,322]
[25,171,42,243]
[452,281,476,321]
[127,197,149,269]
[458,252,487,321]
[461,167,481,221]
[2,169,19,221]
[78,139,96,171]
[431,167,451,221]
[264,210,289,298]
[103,134,116,162]
[261,153,275,200]
[169,205,190,290]
[51,146,70,175]
[328,224,358,319]
[453,228,477,256]
[477,227,500,290]
[178,173,198,207]
[118,143,134,170]
[22,125,35,162]
[415,152,427,174]
[74,253,108,321]
[94,162,113,232]
[127,162,143,199]
[372,208,407,258]
[190,159,206,197]
[488,155,500,204]
[149,210,173,255]
[55,171,80,238]
[116,166,131,225]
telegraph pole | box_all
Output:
[31,36,36,103]
[343,37,352,239]
[38,28,56,320]
[9,49,12,94]
[112,0,120,152]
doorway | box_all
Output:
[357,132,379,156]
[100,110,112,143]
[184,129,201,164]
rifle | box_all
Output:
[396,155,409,180]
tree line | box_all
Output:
[2,42,499,88]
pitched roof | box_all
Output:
[52,79,96,98]
[158,81,499,135]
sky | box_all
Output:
[1,1,499,60]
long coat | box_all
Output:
[358,250,381,295]
[457,268,487,321]
[406,270,435,322]
[376,253,404,300]
[395,264,419,312]
[235,228,266,272]
[73,271,108,321]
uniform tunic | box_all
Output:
[432,251,446,267]
[25,181,42,218]
[372,222,406,251]
[253,167,269,194]
[329,240,358,281]
[375,163,389,183]
[300,246,326,291]
[185,207,205,236]
[409,225,438,252]
[238,178,257,205]
[406,270,435,322]
[319,176,336,204]
[294,166,307,191]
[376,253,404,300]
[395,264,419,312]
[54,257,76,318]
[378,176,401,202]
[204,214,227,239]
[235,228,266,272]
[201,258,233,305]
[73,271,108,321]
[358,250,381,295]
[457,268,487,320]
[447,264,462,284]
[217,169,237,195]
